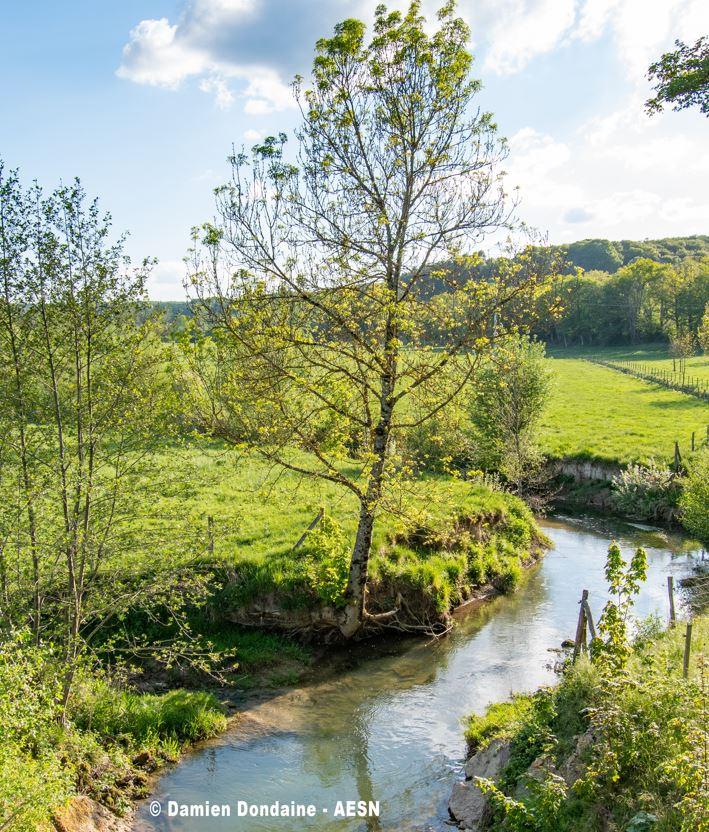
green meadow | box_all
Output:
[539,355,709,465]
[143,446,544,617]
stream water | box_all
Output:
[133,514,703,832]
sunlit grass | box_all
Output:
[540,356,709,465]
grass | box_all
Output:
[549,344,709,384]
[539,354,709,465]
[464,694,534,752]
[70,684,227,747]
[134,445,546,620]
[0,635,228,830]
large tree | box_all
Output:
[187,2,555,637]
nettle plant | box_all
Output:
[591,542,648,674]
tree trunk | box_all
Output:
[338,503,376,638]
[339,381,394,637]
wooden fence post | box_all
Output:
[294,508,324,550]
[692,431,696,452]
[674,441,681,472]
[207,515,215,555]
[582,596,597,640]
[667,575,676,626]
[683,622,693,679]
[573,589,589,662]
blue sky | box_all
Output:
[1,0,708,299]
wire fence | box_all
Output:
[587,357,709,403]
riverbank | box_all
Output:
[450,613,708,831]
[131,515,703,832]
[12,514,702,832]
[6,484,545,832]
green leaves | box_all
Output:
[592,542,648,674]
[646,36,709,117]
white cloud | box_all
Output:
[572,0,709,79]
[475,0,709,78]
[482,0,577,76]
[117,18,208,87]
[117,0,297,112]
[243,128,263,141]
[199,75,235,109]
[505,95,709,243]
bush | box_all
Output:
[610,459,680,520]
[680,449,709,543]
[0,630,228,830]
[466,616,709,832]
[299,515,351,607]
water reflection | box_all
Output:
[134,515,702,832]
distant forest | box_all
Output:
[153,235,709,347]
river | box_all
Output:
[133,514,703,831]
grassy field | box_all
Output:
[540,355,709,465]
[548,344,709,384]
[136,444,544,622]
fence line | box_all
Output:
[587,357,709,402]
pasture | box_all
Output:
[540,355,709,465]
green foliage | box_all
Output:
[0,633,72,830]
[699,303,709,354]
[0,742,71,832]
[646,36,709,117]
[478,772,568,832]
[566,239,623,273]
[470,616,709,832]
[534,250,709,347]
[680,449,709,544]
[0,630,227,829]
[299,515,351,607]
[611,460,681,521]
[470,337,551,488]
[591,542,648,673]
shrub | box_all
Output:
[611,460,680,520]
[680,449,709,543]
[299,515,351,607]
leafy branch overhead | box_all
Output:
[646,36,709,117]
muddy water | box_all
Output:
[133,515,703,831]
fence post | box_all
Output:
[573,589,589,662]
[692,431,696,452]
[207,515,215,555]
[674,441,681,472]
[582,597,597,640]
[667,575,676,626]
[294,508,325,550]
[683,622,693,679]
